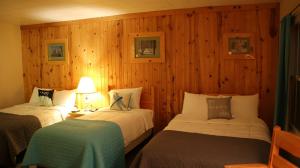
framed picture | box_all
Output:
[129,32,165,63]
[45,39,68,64]
[228,37,250,54]
[223,33,255,59]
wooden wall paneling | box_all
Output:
[97,21,105,105]
[258,7,279,127]
[116,20,124,90]
[141,17,159,126]
[70,23,98,83]
[129,19,139,89]
[40,25,70,89]
[99,20,110,106]
[183,12,190,94]
[221,59,236,93]
[198,12,220,93]
[101,20,117,106]
[174,13,185,114]
[144,17,157,93]
[107,21,113,90]
[220,10,259,94]
[121,20,128,88]
[22,28,41,101]
[136,18,149,89]
[147,18,163,129]
[122,18,135,89]
[189,11,200,94]
[112,20,122,90]
[70,23,81,88]
[21,3,279,130]
[165,15,176,128]
[234,60,258,94]
[157,15,167,122]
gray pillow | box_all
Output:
[207,97,232,119]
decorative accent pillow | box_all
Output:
[38,89,54,106]
[29,87,55,104]
[110,93,132,111]
[109,87,142,109]
[182,92,222,120]
[207,97,232,120]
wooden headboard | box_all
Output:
[108,85,155,111]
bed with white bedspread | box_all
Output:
[1,103,65,127]
[79,108,153,148]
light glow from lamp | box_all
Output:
[32,6,121,23]
[77,77,96,94]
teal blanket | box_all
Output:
[22,119,125,168]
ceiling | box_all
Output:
[0,0,279,25]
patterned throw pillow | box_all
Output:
[110,93,132,111]
[207,97,232,119]
[38,89,54,106]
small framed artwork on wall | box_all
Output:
[223,33,255,60]
[45,39,68,64]
[129,32,165,63]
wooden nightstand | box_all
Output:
[66,111,92,119]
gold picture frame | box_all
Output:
[129,32,165,63]
[45,39,68,64]
[223,33,255,60]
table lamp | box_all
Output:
[77,77,96,111]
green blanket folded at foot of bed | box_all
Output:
[22,119,125,168]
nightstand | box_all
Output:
[66,111,93,119]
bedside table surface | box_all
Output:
[70,111,93,115]
[67,111,94,119]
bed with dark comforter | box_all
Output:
[0,112,41,167]
[131,112,271,168]
[132,130,270,168]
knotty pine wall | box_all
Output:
[21,3,279,131]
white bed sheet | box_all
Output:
[164,114,271,142]
[0,103,66,127]
[77,108,153,147]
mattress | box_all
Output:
[77,108,153,147]
[0,103,66,127]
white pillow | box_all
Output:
[231,94,259,119]
[53,90,76,108]
[29,87,54,104]
[109,87,142,109]
[182,92,221,120]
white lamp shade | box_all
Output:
[77,77,96,93]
